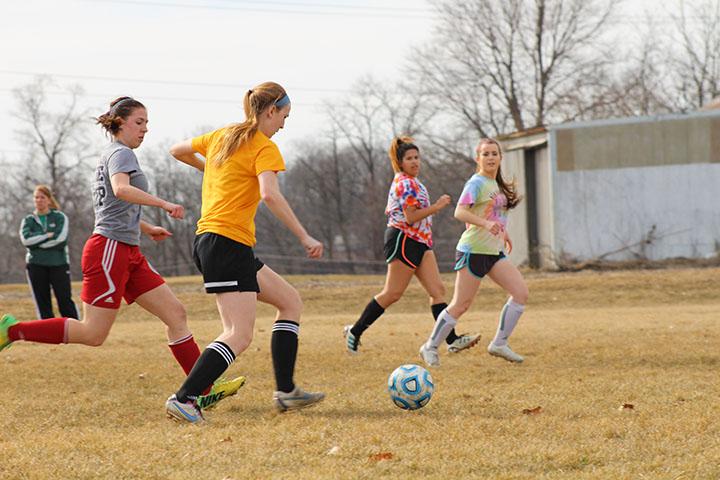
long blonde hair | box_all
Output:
[388,136,419,173]
[476,138,521,209]
[34,184,60,210]
[214,82,288,166]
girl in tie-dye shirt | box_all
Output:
[343,136,480,356]
[386,172,433,246]
[420,138,529,367]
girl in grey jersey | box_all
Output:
[1,97,245,409]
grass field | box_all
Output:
[1,267,719,479]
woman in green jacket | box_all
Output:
[19,185,78,319]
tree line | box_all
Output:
[1,0,718,283]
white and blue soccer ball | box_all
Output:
[387,364,434,410]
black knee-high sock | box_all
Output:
[350,298,385,338]
[176,341,235,403]
[271,320,299,393]
[431,303,459,344]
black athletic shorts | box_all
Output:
[384,227,430,270]
[193,232,264,294]
[454,251,506,278]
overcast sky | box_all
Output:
[0,0,438,164]
[0,0,685,167]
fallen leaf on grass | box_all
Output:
[369,452,393,461]
[522,406,543,415]
[618,403,634,411]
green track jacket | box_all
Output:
[19,209,70,266]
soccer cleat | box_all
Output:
[419,343,440,367]
[0,314,19,352]
[487,343,524,363]
[197,375,246,410]
[273,386,325,412]
[447,333,481,354]
[343,325,360,354]
[165,395,204,424]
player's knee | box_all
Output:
[276,287,303,320]
[511,287,529,305]
[228,332,253,354]
[452,300,472,317]
[428,285,446,302]
[384,290,404,305]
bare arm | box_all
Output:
[111,172,184,219]
[454,203,503,235]
[140,220,172,242]
[258,170,323,258]
[169,139,205,172]
[404,194,452,224]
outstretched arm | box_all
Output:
[170,139,205,172]
[258,170,323,258]
[140,220,173,242]
[110,172,184,219]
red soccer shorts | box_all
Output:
[80,234,165,309]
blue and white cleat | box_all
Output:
[165,395,204,424]
[343,325,360,354]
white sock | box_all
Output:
[427,309,457,349]
[491,299,524,347]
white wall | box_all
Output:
[553,163,720,261]
[502,149,529,266]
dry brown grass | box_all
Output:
[1,267,719,479]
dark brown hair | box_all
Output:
[388,136,419,173]
[476,138,521,209]
[95,96,146,135]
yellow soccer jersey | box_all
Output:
[192,128,285,246]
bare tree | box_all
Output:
[0,77,97,283]
[411,0,620,138]
[321,76,436,261]
[567,22,677,120]
[140,145,202,276]
[12,76,96,193]
[669,0,720,110]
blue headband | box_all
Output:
[275,94,290,108]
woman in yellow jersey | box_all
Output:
[165,82,325,423]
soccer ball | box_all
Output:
[387,364,434,410]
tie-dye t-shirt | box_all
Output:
[456,174,508,255]
[385,172,433,247]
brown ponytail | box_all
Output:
[95,96,145,136]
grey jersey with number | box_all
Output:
[91,142,149,245]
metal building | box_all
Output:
[498,110,720,268]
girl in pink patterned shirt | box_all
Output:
[343,136,480,356]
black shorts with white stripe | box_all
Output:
[192,232,264,294]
